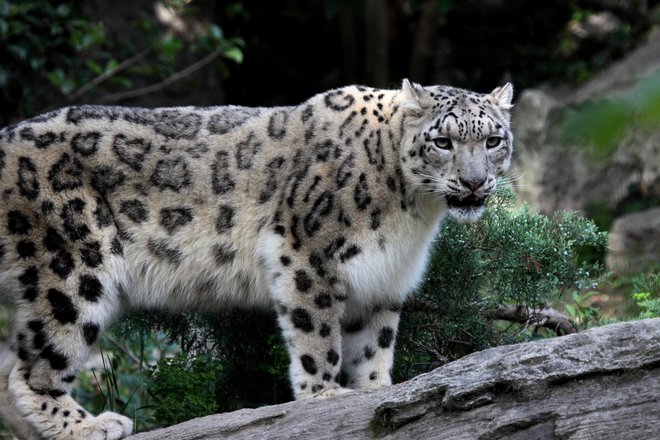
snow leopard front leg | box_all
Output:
[341,304,401,389]
[269,251,347,398]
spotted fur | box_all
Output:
[0,80,513,439]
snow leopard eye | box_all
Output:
[486,136,502,149]
[433,137,452,150]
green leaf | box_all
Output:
[46,68,65,86]
[560,99,629,157]
[209,24,223,40]
[222,46,243,64]
[437,0,454,15]
[8,43,27,60]
[29,56,44,70]
[564,304,576,318]
[59,78,76,95]
[159,36,183,60]
[0,1,10,17]
[632,76,660,127]
[324,0,341,20]
[105,59,119,73]
[110,76,133,88]
[85,59,102,75]
[55,3,70,18]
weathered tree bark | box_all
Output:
[129,319,660,440]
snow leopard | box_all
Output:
[0,79,513,439]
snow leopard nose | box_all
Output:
[459,176,486,192]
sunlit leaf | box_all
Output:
[222,46,243,64]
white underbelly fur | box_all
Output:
[119,204,445,313]
[340,207,445,307]
[121,235,272,311]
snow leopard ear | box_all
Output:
[402,79,430,117]
[489,83,514,110]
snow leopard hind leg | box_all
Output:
[1,349,44,440]
[6,273,133,439]
[2,211,133,439]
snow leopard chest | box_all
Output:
[339,202,446,308]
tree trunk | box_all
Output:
[128,318,660,439]
[365,0,390,87]
[408,0,438,83]
[338,3,359,84]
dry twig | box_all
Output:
[407,298,577,335]
[97,47,223,103]
[486,304,577,335]
[67,47,153,102]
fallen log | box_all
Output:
[129,318,660,440]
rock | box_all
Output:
[568,28,660,104]
[128,318,660,440]
[512,29,660,216]
[607,207,660,273]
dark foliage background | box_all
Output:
[1,0,654,125]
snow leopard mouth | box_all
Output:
[445,194,486,209]
[445,195,488,223]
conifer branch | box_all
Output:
[486,304,578,335]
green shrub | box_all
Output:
[148,353,223,426]
[0,0,243,125]
[72,310,291,430]
[210,310,291,412]
[632,272,660,319]
[71,310,207,431]
[0,0,106,122]
[394,186,607,381]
